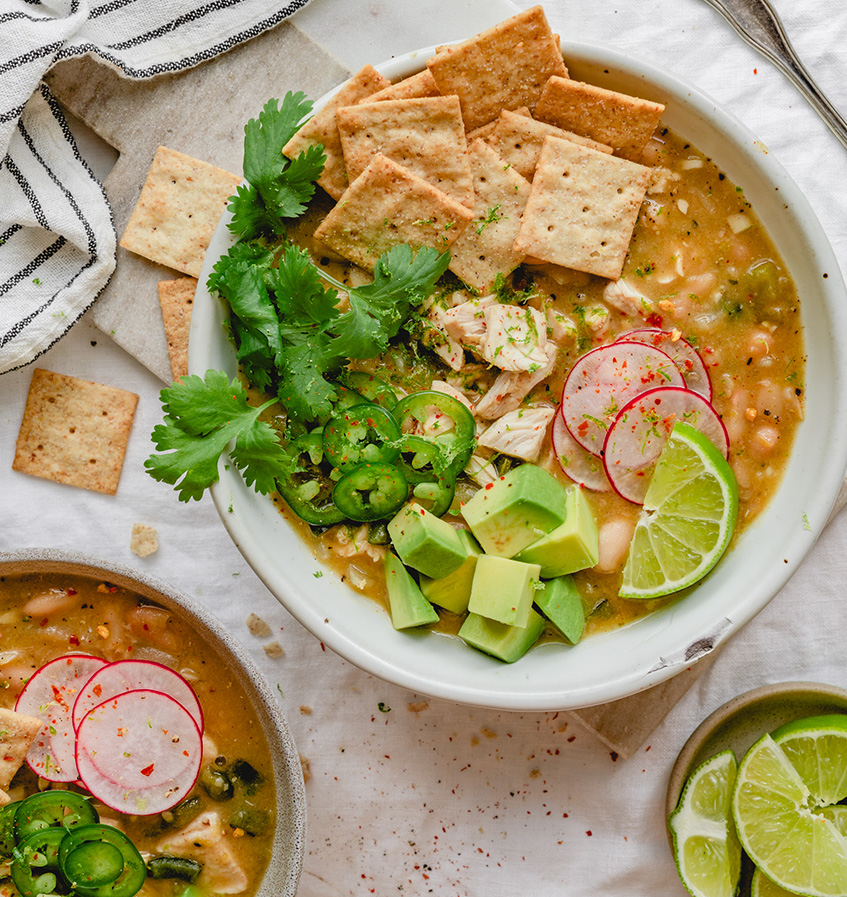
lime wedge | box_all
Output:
[733,717,847,897]
[752,867,801,897]
[669,749,742,897]
[620,421,738,599]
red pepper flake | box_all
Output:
[586,830,593,837]
[68,635,80,646]
[68,589,77,596]
[39,618,48,628]
[93,684,102,697]
[140,763,155,777]
[485,482,494,490]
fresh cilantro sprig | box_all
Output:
[145,372,296,502]
[227,93,326,240]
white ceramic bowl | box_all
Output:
[0,550,306,896]
[189,42,847,711]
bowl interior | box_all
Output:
[0,550,306,897]
[189,42,847,711]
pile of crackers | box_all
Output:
[287,5,664,290]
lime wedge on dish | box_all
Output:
[620,421,738,599]
[752,867,801,897]
[669,749,741,897]
[732,716,847,897]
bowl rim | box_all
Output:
[190,40,847,711]
[0,548,306,897]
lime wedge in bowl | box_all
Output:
[669,749,742,897]
[732,715,847,897]
[620,421,739,599]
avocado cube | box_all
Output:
[459,609,545,663]
[514,485,599,576]
[534,575,585,644]
[388,502,467,579]
[384,553,439,630]
[419,530,482,615]
[467,554,541,628]
[461,465,570,558]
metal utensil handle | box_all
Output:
[700,0,847,150]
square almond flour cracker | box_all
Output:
[158,276,197,382]
[13,369,139,495]
[513,135,651,280]
[364,70,441,103]
[0,708,42,791]
[426,6,567,132]
[534,77,665,162]
[448,140,532,292]
[119,146,241,278]
[282,64,391,200]
[467,106,530,143]
[485,109,613,179]
[313,154,474,272]
[337,95,474,208]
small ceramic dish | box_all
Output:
[0,549,306,897]
[665,681,847,834]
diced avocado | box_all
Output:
[388,502,467,579]
[514,485,599,576]
[459,609,545,663]
[419,530,482,615]
[534,575,585,644]
[467,554,541,628]
[460,465,569,558]
[384,553,439,630]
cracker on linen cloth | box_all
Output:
[337,95,474,208]
[485,109,613,179]
[158,276,197,382]
[364,70,441,103]
[119,146,241,278]
[313,154,473,272]
[13,369,138,495]
[534,77,665,162]
[426,6,567,131]
[448,140,531,293]
[512,136,651,280]
[282,65,391,200]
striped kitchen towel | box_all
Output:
[0,0,312,375]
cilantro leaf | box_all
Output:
[269,245,339,327]
[276,341,338,422]
[207,240,276,296]
[328,245,450,359]
[145,372,294,502]
[228,94,325,240]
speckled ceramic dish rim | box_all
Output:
[190,41,847,712]
[0,549,306,897]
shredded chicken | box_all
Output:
[430,380,475,413]
[442,294,496,351]
[329,524,386,563]
[464,452,499,487]
[474,343,557,420]
[602,278,653,317]
[477,405,557,462]
[546,308,577,343]
[157,811,248,894]
[480,304,549,372]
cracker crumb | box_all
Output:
[299,754,312,783]
[263,641,284,659]
[246,613,272,638]
[406,701,429,713]
[299,705,313,716]
[130,523,158,558]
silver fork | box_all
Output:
[698,0,847,150]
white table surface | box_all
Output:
[2,0,847,894]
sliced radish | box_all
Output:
[72,660,203,733]
[602,386,730,504]
[15,654,107,782]
[561,343,684,454]
[552,414,612,492]
[75,689,202,816]
[616,328,712,400]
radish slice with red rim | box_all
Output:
[615,328,712,400]
[561,343,684,453]
[75,688,202,816]
[72,659,203,733]
[552,413,612,492]
[15,654,107,782]
[602,386,730,504]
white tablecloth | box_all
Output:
[2,1,847,894]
